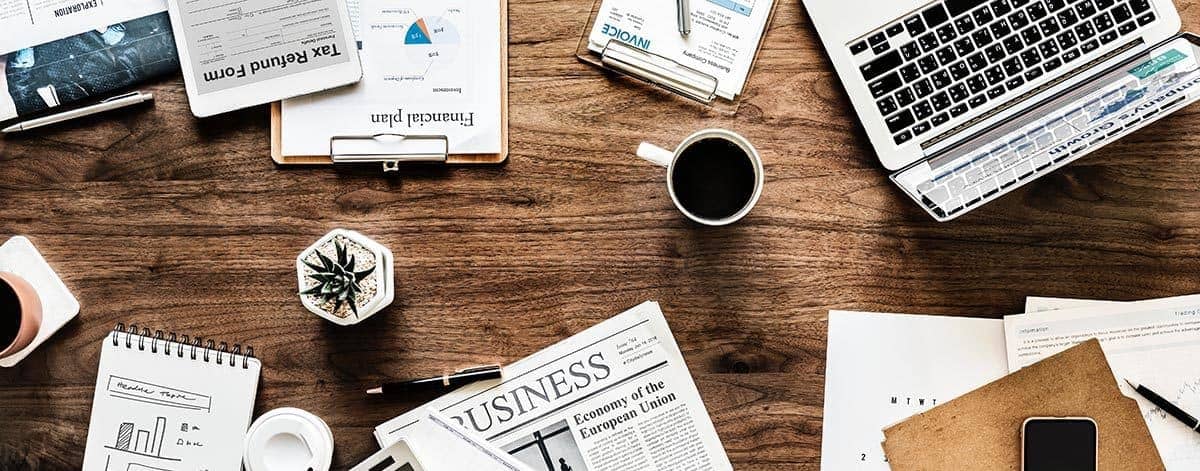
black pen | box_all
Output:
[367,365,502,395]
[1125,379,1200,433]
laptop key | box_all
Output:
[937,24,958,43]
[950,61,971,80]
[869,32,888,46]
[850,41,869,54]
[985,65,1005,85]
[1010,10,1031,29]
[972,28,994,48]
[949,83,970,102]
[1021,25,1042,45]
[1130,0,1151,13]
[931,92,952,110]
[1075,1,1097,18]
[955,16,976,35]
[1075,21,1096,40]
[967,52,989,72]
[969,94,988,108]
[923,4,951,26]
[887,23,905,36]
[877,96,898,115]
[873,42,891,54]
[991,0,1013,16]
[1045,0,1066,11]
[932,70,953,89]
[869,72,903,97]
[919,32,941,52]
[1024,66,1044,81]
[914,78,935,97]
[985,43,1006,62]
[1058,30,1078,49]
[1027,2,1048,20]
[1002,57,1023,76]
[1079,38,1098,53]
[950,103,970,117]
[900,63,921,82]
[1099,30,1118,43]
[937,46,958,65]
[991,18,1013,38]
[1112,4,1132,23]
[1117,22,1136,35]
[1057,8,1078,27]
[905,15,927,36]
[1062,48,1081,63]
[1094,12,1114,31]
[1039,17,1060,37]
[885,109,916,132]
[954,37,976,56]
[894,130,913,144]
[860,50,902,81]
[1137,12,1155,26]
[902,42,922,60]
[1038,39,1060,57]
[919,56,940,74]
[967,74,988,93]
[1005,76,1025,90]
[1043,57,1063,72]
[931,112,950,126]
[1004,35,1024,54]
[896,88,916,106]
[914,101,934,119]
[912,121,932,135]
[987,85,1006,99]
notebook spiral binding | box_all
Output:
[111,323,255,369]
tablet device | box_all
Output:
[165,0,362,117]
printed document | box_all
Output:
[0,0,165,54]
[407,410,535,471]
[281,0,503,155]
[375,301,732,471]
[821,311,1008,470]
[1007,294,1200,469]
[586,0,772,100]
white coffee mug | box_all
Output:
[636,128,764,226]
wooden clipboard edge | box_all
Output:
[270,0,509,166]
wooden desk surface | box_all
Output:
[3,1,1200,469]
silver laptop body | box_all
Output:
[804,0,1198,220]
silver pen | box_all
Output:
[2,91,154,133]
[676,0,691,37]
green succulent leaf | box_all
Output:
[302,237,379,317]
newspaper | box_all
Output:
[375,301,732,471]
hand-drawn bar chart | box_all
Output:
[105,416,180,462]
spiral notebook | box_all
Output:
[81,324,262,471]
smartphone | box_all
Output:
[1022,417,1098,471]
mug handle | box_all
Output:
[636,142,674,168]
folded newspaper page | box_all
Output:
[375,301,732,471]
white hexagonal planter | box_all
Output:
[296,229,394,326]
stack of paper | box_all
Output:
[822,293,1200,470]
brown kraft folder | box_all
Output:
[882,339,1164,471]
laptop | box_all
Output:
[804,0,1200,220]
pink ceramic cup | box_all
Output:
[0,272,42,359]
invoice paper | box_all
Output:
[821,311,1009,470]
[281,0,503,156]
[0,0,165,54]
[587,0,773,100]
[1007,294,1200,469]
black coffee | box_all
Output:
[670,137,756,221]
[0,280,21,348]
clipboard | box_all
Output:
[270,0,509,171]
[575,0,776,114]
[882,340,1165,471]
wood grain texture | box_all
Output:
[2,0,1200,469]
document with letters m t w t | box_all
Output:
[375,301,732,471]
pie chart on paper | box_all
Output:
[403,16,461,68]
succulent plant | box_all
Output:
[299,239,375,316]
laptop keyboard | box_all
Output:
[849,0,1159,146]
[893,45,1200,220]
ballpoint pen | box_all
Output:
[1126,378,1200,434]
[2,91,154,133]
[367,365,503,395]
[676,0,691,37]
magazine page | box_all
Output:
[0,0,165,55]
[375,301,732,471]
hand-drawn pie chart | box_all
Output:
[404,16,461,66]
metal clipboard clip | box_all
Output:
[599,40,720,104]
[329,134,450,173]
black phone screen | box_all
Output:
[1023,419,1097,471]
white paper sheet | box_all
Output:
[821,311,1009,470]
[1009,294,1200,469]
[587,0,772,100]
[281,0,503,156]
[393,410,534,471]
[0,0,165,55]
